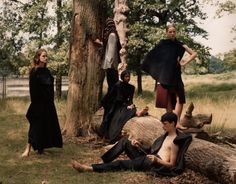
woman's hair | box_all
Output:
[166,23,176,32]
[102,18,121,51]
[120,70,131,81]
[29,48,47,74]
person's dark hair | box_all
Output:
[120,70,130,81]
[161,112,178,126]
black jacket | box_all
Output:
[143,130,192,176]
[141,39,185,86]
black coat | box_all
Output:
[26,67,63,151]
[143,130,192,176]
[141,39,185,86]
[100,81,136,143]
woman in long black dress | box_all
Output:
[21,48,63,157]
[99,70,137,143]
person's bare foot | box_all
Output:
[136,106,149,117]
[21,150,29,157]
[21,144,31,157]
[176,123,187,130]
[71,160,92,172]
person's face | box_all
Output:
[39,51,48,64]
[166,27,176,40]
[123,74,130,83]
[162,121,174,132]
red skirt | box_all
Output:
[155,83,168,108]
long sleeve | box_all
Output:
[102,33,118,69]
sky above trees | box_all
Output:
[194,1,236,55]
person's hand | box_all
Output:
[131,139,140,148]
[179,59,188,66]
[146,154,159,164]
[94,38,103,46]
[127,104,135,110]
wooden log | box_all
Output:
[91,109,236,183]
[180,102,212,129]
[122,116,236,184]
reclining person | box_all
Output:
[72,112,192,176]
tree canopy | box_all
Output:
[0,0,235,77]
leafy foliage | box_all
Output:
[126,0,211,74]
[223,48,236,71]
[208,56,224,74]
[0,0,27,76]
[203,0,236,41]
[0,0,72,76]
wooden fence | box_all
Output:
[0,76,68,99]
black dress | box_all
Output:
[100,80,136,143]
[141,39,185,86]
[141,39,186,106]
[26,67,63,151]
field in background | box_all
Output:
[0,71,235,183]
[2,71,236,131]
[131,71,236,132]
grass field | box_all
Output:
[0,71,235,184]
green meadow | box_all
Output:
[0,71,235,184]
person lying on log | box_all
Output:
[72,112,192,176]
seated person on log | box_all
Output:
[99,70,148,143]
[72,112,192,176]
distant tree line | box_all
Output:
[0,0,235,92]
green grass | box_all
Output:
[186,83,236,100]
[0,99,162,184]
[1,71,236,183]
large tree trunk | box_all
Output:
[63,0,106,137]
[114,0,129,69]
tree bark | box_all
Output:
[55,0,63,100]
[63,0,106,137]
[114,0,129,65]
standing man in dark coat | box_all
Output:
[21,48,63,157]
[141,24,197,129]
[72,112,192,176]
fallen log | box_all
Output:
[180,102,212,129]
[123,116,236,184]
[91,108,236,183]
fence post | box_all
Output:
[2,75,6,99]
